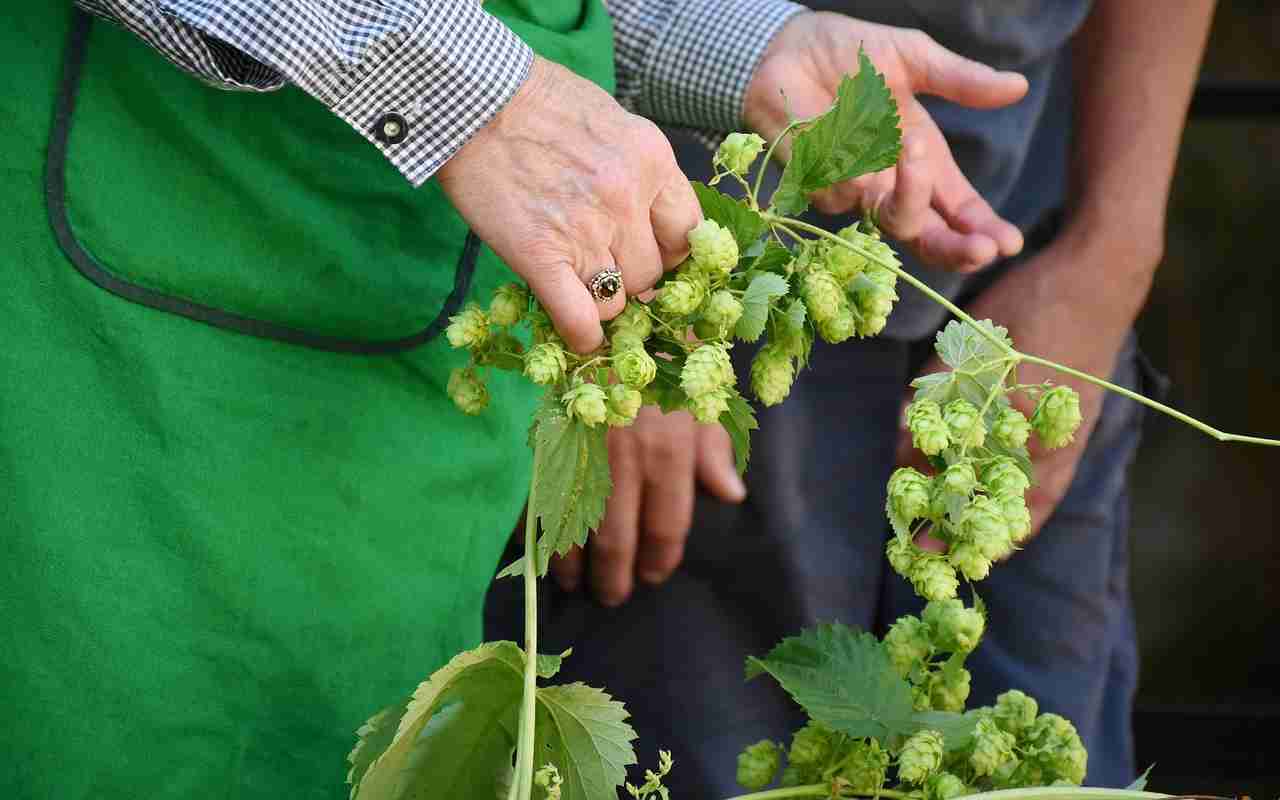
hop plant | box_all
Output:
[523,342,568,386]
[787,722,835,771]
[656,278,705,317]
[886,536,919,578]
[991,407,1031,449]
[996,492,1032,543]
[715,132,767,176]
[704,289,745,330]
[927,667,971,713]
[681,343,734,398]
[926,772,968,800]
[611,301,653,341]
[445,304,490,350]
[887,467,933,522]
[607,385,644,427]
[839,739,890,793]
[614,347,657,389]
[534,764,563,800]
[922,598,985,653]
[1032,386,1083,449]
[751,345,795,407]
[970,716,1018,777]
[898,730,945,784]
[949,542,992,581]
[447,367,489,415]
[960,495,1014,561]
[1025,713,1088,785]
[489,283,528,327]
[884,614,932,678]
[824,235,868,285]
[688,219,739,277]
[562,381,608,427]
[992,690,1038,736]
[982,457,1031,497]
[911,556,959,601]
[736,740,781,791]
[943,399,986,449]
[906,400,951,456]
[689,387,731,424]
[941,462,978,497]
[817,306,857,344]
[801,268,846,325]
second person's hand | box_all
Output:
[551,406,747,606]
[438,57,702,353]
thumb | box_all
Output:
[696,424,747,503]
[901,32,1028,109]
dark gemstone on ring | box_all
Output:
[597,273,621,299]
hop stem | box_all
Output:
[722,785,914,800]
[508,475,542,800]
[767,215,1280,448]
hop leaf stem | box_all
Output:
[509,468,542,800]
[767,215,1280,448]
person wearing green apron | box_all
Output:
[0,1,808,797]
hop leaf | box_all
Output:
[1032,386,1083,449]
[524,342,568,386]
[922,598,985,653]
[446,304,491,350]
[898,730,945,784]
[489,283,529,327]
[688,218,739,277]
[715,132,767,176]
[751,344,795,407]
[736,272,790,342]
[447,367,489,415]
[736,740,781,791]
[562,381,609,427]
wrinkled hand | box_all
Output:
[438,58,702,353]
[895,229,1154,544]
[552,406,746,606]
[745,13,1028,272]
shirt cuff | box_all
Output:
[331,0,534,187]
[638,0,807,134]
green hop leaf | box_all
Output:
[691,181,768,250]
[448,367,489,415]
[772,50,902,215]
[1031,385,1084,449]
[715,132,767,176]
[898,729,945,784]
[736,740,781,791]
[720,389,759,475]
[352,643,637,800]
[736,272,790,342]
[446,304,491,350]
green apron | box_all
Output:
[0,5,612,798]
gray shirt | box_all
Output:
[804,0,1094,338]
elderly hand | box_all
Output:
[439,58,702,353]
[745,13,1028,272]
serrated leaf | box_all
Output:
[934,319,1013,374]
[782,297,807,331]
[475,332,526,372]
[529,405,612,575]
[772,51,902,215]
[751,240,794,275]
[355,643,636,800]
[347,696,413,799]
[745,623,916,741]
[644,352,690,414]
[736,272,790,342]
[691,181,767,250]
[910,710,981,752]
[1126,764,1155,791]
[720,390,759,475]
[534,683,638,799]
[537,649,572,680]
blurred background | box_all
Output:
[1128,0,1280,794]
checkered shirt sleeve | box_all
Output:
[74,0,805,185]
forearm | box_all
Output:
[1063,0,1216,303]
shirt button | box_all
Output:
[374,112,409,145]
